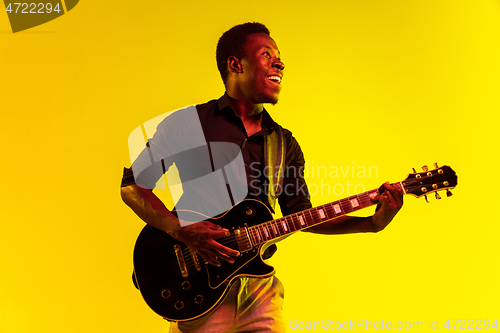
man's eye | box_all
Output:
[263,52,271,57]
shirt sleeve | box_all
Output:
[121,105,204,190]
[121,166,136,188]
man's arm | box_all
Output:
[303,182,403,234]
[121,184,240,266]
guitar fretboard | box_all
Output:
[248,182,403,245]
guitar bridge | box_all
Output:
[234,227,253,253]
[174,244,189,278]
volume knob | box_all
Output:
[174,301,184,310]
[161,289,171,299]
[181,281,191,290]
[194,295,205,305]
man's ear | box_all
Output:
[228,56,243,73]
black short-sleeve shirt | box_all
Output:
[122,93,312,217]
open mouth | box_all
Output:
[267,75,282,85]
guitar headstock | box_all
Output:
[401,164,458,200]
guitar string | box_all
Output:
[180,236,240,257]
[179,196,375,270]
[180,179,438,254]
[179,194,388,270]
[177,238,239,255]
[178,177,451,269]
[179,238,236,254]
[178,194,377,263]
[181,180,442,258]
[180,235,251,268]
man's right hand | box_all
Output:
[171,220,241,267]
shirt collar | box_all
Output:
[217,93,277,135]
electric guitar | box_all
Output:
[133,164,457,321]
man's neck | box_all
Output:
[226,93,264,137]
[227,94,264,120]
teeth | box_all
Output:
[268,76,281,84]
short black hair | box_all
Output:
[216,22,270,85]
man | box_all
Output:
[121,22,403,332]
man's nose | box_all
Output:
[273,59,285,71]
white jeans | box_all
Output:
[169,276,285,333]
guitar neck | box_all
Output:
[247,182,404,246]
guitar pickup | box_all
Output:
[190,250,201,271]
[234,227,253,253]
[174,244,189,278]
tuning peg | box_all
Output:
[424,195,430,203]
[446,189,453,197]
[434,163,439,168]
[422,165,428,172]
[435,192,441,200]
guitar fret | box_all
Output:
[332,203,343,215]
[341,199,353,214]
[298,214,306,227]
[275,220,284,235]
[264,224,271,239]
[310,209,319,223]
[326,203,337,217]
[282,216,290,233]
[254,228,262,243]
[286,215,296,232]
[265,224,272,240]
[271,223,279,237]
[256,225,266,241]
[307,210,314,226]
[245,186,390,246]
[324,205,334,218]
[358,192,371,208]
[281,219,289,232]
[292,215,300,230]
[356,193,369,209]
[248,229,255,245]
[317,207,327,219]
[350,197,360,209]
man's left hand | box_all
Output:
[371,182,404,231]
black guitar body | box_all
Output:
[132,165,458,322]
[133,199,276,322]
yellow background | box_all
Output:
[1,0,499,331]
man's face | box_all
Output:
[238,33,285,105]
